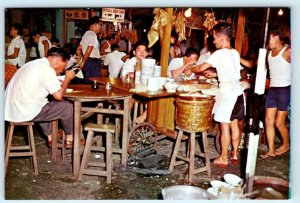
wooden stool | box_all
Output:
[5,122,38,176]
[50,120,66,162]
[104,101,121,144]
[78,123,115,183]
[169,127,211,183]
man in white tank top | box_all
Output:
[32,31,52,58]
[261,24,291,159]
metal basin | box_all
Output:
[162,185,210,200]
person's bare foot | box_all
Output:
[260,152,276,159]
[213,156,228,167]
[275,147,290,156]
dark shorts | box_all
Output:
[230,94,245,121]
[82,58,101,84]
[265,86,290,111]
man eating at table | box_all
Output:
[5,47,82,148]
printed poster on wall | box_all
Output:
[102,8,125,23]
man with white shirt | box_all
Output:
[5,23,26,68]
[5,47,81,149]
[187,22,244,167]
[76,16,101,83]
[32,31,52,58]
[121,41,148,78]
[104,44,128,77]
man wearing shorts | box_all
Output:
[261,24,291,159]
[186,22,244,167]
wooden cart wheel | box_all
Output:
[128,122,158,156]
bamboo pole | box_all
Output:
[160,8,173,77]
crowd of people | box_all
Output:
[5,16,291,167]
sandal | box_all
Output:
[64,138,85,149]
[230,152,240,165]
[47,129,64,147]
[230,157,240,165]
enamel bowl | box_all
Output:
[224,173,242,186]
[210,180,230,189]
[164,83,179,93]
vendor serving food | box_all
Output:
[185,22,244,167]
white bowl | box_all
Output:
[164,83,179,93]
[166,78,175,83]
[224,173,242,186]
[207,187,219,196]
[210,180,230,189]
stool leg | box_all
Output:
[114,104,121,144]
[202,132,211,178]
[114,117,120,144]
[5,125,14,176]
[188,132,195,183]
[97,103,104,124]
[169,130,183,172]
[51,120,58,162]
[61,131,66,161]
[106,132,113,183]
[132,102,138,125]
[78,131,94,181]
[28,125,38,175]
[105,105,112,124]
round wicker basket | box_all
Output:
[176,95,215,132]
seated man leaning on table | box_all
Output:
[5,47,83,148]
[167,47,199,82]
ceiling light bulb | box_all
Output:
[278,9,283,16]
[184,8,192,18]
[113,21,117,26]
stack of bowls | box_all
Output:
[141,59,156,85]
[154,65,161,77]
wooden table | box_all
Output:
[90,77,178,139]
[64,84,131,177]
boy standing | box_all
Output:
[76,16,101,83]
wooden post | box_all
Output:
[160,8,173,77]
[235,8,245,55]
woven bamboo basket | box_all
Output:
[176,94,215,132]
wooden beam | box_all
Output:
[235,8,245,55]
[160,8,173,77]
